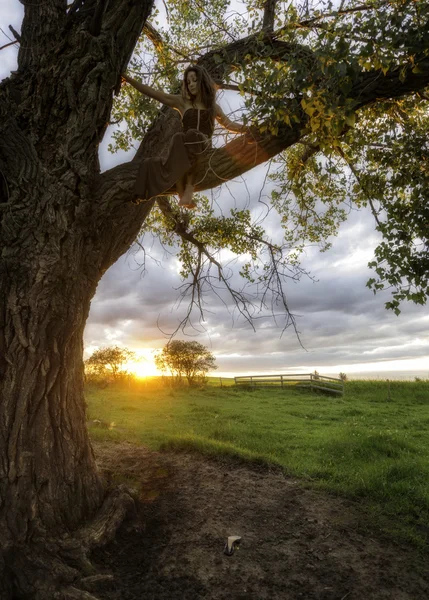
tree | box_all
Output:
[84,346,136,383]
[154,340,217,385]
[1,0,429,596]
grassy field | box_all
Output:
[86,378,429,546]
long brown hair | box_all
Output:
[182,65,217,123]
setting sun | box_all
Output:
[125,350,161,378]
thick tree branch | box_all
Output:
[18,0,67,71]
[98,119,302,211]
[11,0,155,185]
[89,0,109,37]
[263,0,277,32]
[200,31,317,83]
[353,57,429,107]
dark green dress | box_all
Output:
[134,108,214,201]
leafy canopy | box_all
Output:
[112,0,429,320]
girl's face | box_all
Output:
[186,71,199,97]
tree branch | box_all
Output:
[337,147,382,228]
[0,41,18,52]
[157,197,223,276]
[298,1,390,28]
[200,31,317,83]
[262,0,277,32]
[98,116,303,218]
[89,0,109,37]
[18,0,68,71]
[155,198,262,333]
[353,57,429,108]
[9,25,21,43]
[154,197,304,338]
[143,22,191,61]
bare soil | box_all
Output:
[91,441,429,600]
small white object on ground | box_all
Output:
[224,535,242,556]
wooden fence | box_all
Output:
[234,373,344,396]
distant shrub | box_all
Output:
[339,373,348,382]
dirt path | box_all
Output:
[92,441,429,600]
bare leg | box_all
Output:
[176,177,185,201]
[178,173,196,209]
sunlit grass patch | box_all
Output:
[86,379,429,546]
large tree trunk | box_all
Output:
[0,166,129,597]
[0,2,155,594]
[0,232,104,536]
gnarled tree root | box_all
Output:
[0,485,136,600]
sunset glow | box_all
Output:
[125,350,161,378]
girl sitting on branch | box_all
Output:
[122,65,251,209]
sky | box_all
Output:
[1,1,428,380]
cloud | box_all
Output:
[83,187,429,378]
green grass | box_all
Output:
[86,379,429,546]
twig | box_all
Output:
[0,41,17,52]
[336,147,382,228]
[9,25,21,43]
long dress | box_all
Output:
[134,108,214,201]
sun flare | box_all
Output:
[125,350,160,379]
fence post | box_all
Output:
[220,377,223,388]
[310,373,313,393]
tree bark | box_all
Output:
[0,0,154,596]
[0,137,135,595]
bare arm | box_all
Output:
[215,103,250,134]
[122,74,185,112]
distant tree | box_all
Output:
[154,340,217,386]
[339,373,348,382]
[313,370,320,380]
[85,346,136,383]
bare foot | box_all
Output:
[178,184,195,208]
